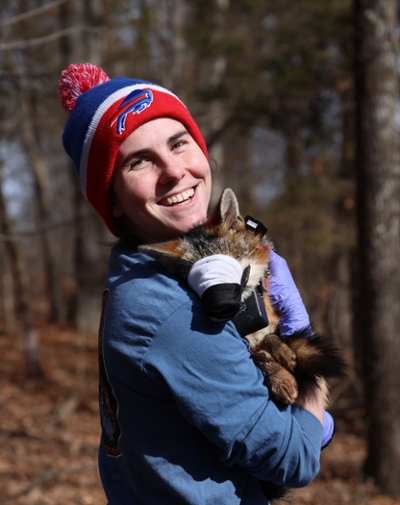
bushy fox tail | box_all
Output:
[286,332,348,381]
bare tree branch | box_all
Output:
[0,213,92,241]
[1,0,77,28]
[0,25,102,51]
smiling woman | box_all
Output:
[59,63,208,237]
[58,63,327,505]
[112,118,212,243]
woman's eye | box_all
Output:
[172,140,186,150]
[129,158,148,170]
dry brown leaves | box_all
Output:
[1,322,399,505]
[0,323,105,505]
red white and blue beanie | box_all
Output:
[59,63,208,236]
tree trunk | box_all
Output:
[354,0,400,494]
[59,0,84,63]
[280,97,305,178]
[0,164,43,377]
[19,80,67,322]
[83,0,104,65]
[0,245,16,333]
[58,0,110,333]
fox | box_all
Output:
[139,188,348,501]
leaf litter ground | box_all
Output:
[1,322,399,505]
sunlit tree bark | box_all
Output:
[354,0,400,494]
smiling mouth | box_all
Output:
[161,188,195,206]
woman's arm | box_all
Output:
[143,294,323,488]
[294,383,324,425]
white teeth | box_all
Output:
[165,188,194,206]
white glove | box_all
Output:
[187,255,243,297]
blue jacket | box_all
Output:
[98,244,323,504]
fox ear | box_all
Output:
[218,188,242,230]
[220,188,240,218]
[206,188,242,230]
[138,239,184,275]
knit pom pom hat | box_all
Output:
[59,63,208,236]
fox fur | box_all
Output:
[139,188,347,502]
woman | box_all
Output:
[59,63,333,504]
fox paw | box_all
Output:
[257,334,297,373]
[251,349,298,405]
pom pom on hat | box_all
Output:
[59,62,208,236]
[58,63,110,113]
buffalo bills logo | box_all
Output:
[110,89,153,134]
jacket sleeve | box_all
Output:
[143,294,322,489]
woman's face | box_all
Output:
[112,118,212,243]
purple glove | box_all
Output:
[321,410,335,449]
[268,250,312,338]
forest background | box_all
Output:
[1,0,400,504]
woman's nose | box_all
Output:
[158,157,186,183]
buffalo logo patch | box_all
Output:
[110,89,153,134]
